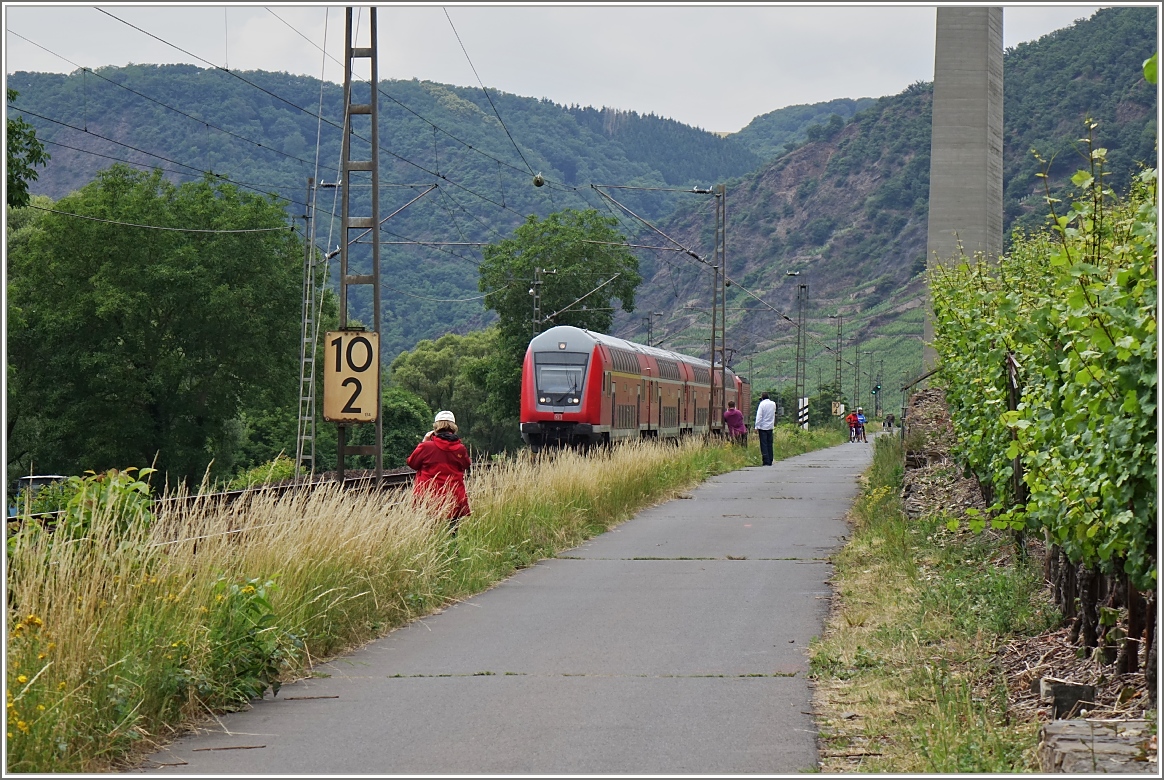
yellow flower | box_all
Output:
[36,704,44,711]
[241,585,256,595]
[46,643,55,652]
[37,653,46,660]
[198,606,209,614]
[17,721,28,733]
[17,675,28,684]
[6,732,11,738]
[57,682,67,691]
[25,615,42,627]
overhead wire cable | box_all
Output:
[8,103,310,209]
[5,28,339,174]
[443,7,537,178]
[266,7,548,188]
[96,7,527,219]
[38,138,312,194]
[270,5,576,201]
[590,183,854,366]
[25,204,292,233]
[436,185,511,243]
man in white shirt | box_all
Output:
[754,392,777,466]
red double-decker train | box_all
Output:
[519,325,751,450]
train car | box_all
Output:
[520,325,751,451]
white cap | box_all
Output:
[857,407,863,412]
[435,410,456,424]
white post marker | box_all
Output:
[323,331,379,423]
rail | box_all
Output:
[6,467,422,535]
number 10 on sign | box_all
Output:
[323,331,379,423]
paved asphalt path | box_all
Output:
[139,441,874,775]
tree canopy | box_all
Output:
[6,88,50,208]
[6,165,302,485]
[476,208,641,419]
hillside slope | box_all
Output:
[615,6,1158,409]
[6,67,758,358]
[731,96,878,161]
[6,7,1157,382]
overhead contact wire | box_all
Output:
[97,7,527,219]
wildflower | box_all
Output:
[17,721,28,733]
[57,682,67,691]
[241,585,256,595]
[6,732,11,738]
[37,653,46,661]
[25,615,42,628]
[36,704,44,711]
[171,641,180,648]
[46,643,55,652]
[198,606,209,614]
[17,675,28,684]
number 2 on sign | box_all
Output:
[323,331,379,422]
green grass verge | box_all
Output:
[809,436,1060,773]
[6,427,841,772]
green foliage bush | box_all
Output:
[931,132,1157,590]
[192,576,304,709]
[227,455,302,491]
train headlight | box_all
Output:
[539,397,547,403]
[571,397,579,403]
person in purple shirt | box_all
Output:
[723,400,747,446]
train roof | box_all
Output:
[530,325,737,376]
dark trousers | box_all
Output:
[758,428,774,465]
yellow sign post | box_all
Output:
[323,331,379,423]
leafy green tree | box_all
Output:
[379,387,433,469]
[477,209,641,419]
[389,327,520,453]
[7,165,301,486]
[6,89,50,209]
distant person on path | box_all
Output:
[407,410,472,535]
[884,413,895,431]
[754,392,777,465]
[846,410,860,442]
[723,400,747,446]
[856,407,868,443]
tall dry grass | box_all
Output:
[6,431,838,771]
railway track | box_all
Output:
[6,467,422,534]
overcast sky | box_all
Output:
[5,4,1114,133]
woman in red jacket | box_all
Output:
[407,410,472,534]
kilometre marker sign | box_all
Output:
[323,331,379,423]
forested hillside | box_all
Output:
[619,6,1157,406]
[6,7,1157,395]
[731,97,877,161]
[6,67,757,359]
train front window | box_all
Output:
[535,352,588,406]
